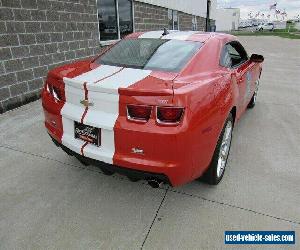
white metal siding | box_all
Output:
[135,0,213,18]
[215,8,240,32]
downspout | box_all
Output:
[206,0,211,31]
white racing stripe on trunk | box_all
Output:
[162,31,198,40]
[61,117,85,155]
[83,129,115,164]
[82,68,151,163]
[87,68,151,94]
[72,65,122,83]
[61,81,86,153]
[61,80,85,122]
[61,66,152,164]
[139,30,197,41]
[139,31,164,39]
[139,30,180,39]
[83,91,118,130]
[61,65,121,156]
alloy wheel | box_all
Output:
[216,120,233,178]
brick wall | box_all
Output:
[179,12,206,31]
[134,1,207,32]
[179,12,194,31]
[197,16,207,31]
[0,0,101,114]
[134,1,168,32]
[210,19,216,28]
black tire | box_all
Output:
[201,113,233,185]
[247,94,256,109]
[247,79,259,109]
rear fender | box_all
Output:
[172,78,225,179]
[213,73,236,133]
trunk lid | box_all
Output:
[61,64,177,129]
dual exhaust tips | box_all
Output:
[127,175,164,188]
[75,156,164,188]
[100,167,164,188]
[147,179,164,188]
[127,176,164,188]
[54,137,165,188]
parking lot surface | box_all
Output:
[0,36,299,249]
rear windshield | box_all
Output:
[95,38,202,72]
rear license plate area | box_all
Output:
[74,121,101,147]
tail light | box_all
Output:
[127,104,152,122]
[156,106,184,124]
[46,82,64,101]
[52,86,64,101]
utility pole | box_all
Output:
[206,0,211,31]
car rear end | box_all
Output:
[42,34,205,186]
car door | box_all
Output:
[226,42,253,117]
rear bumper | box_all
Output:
[43,111,195,186]
[42,88,215,187]
[49,134,171,185]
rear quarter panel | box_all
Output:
[173,74,231,179]
[170,37,237,179]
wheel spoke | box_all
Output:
[216,120,233,178]
[253,80,259,104]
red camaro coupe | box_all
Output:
[42,31,264,187]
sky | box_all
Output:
[217,0,300,19]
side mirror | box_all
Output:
[250,54,264,63]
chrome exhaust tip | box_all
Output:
[148,180,163,188]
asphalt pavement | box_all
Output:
[0,36,299,249]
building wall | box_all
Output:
[0,0,101,114]
[179,12,195,31]
[0,0,214,114]
[273,21,287,29]
[209,0,217,20]
[198,16,208,31]
[215,8,240,32]
[134,1,206,32]
[136,0,211,18]
[134,1,168,32]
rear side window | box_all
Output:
[96,38,202,72]
[220,46,232,68]
[220,41,248,68]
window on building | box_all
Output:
[192,16,197,31]
[168,9,179,30]
[97,0,133,42]
[173,10,178,30]
[168,9,173,30]
[118,0,133,38]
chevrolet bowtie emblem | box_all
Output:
[80,99,94,107]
